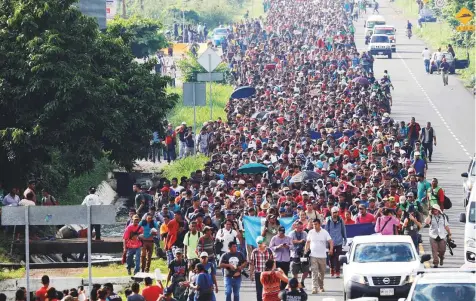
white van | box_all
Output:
[364,15,386,33]
[460,189,476,264]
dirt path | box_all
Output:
[29,268,85,278]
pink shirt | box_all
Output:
[374,216,400,235]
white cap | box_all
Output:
[238,180,246,185]
[302,191,309,196]
[394,142,400,147]
[181,121,187,125]
[331,207,339,213]
[200,252,209,257]
[414,151,421,156]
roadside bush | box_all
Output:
[161,154,210,180]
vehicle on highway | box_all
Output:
[373,25,396,52]
[340,235,431,300]
[212,27,228,46]
[430,52,455,74]
[368,34,392,59]
[418,7,437,23]
[460,190,476,265]
[397,269,476,301]
[461,156,475,207]
[364,15,385,40]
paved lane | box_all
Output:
[215,2,474,300]
[354,1,474,268]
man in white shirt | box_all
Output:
[19,192,36,206]
[215,220,238,255]
[421,47,431,74]
[82,187,104,241]
[305,218,333,294]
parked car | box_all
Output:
[430,52,455,74]
[418,7,437,23]
[398,270,476,301]
[340,235,431,300]
[212,27,229,46]
[462,156,476,207]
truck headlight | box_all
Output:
[466,238,476,249]
[404,274,416,284]
[350,274,369,285]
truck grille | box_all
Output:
[372,276,401,286]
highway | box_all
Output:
[213,1,475,300]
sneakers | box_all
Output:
[127,268,132,275]
[440,258,444,266]
[311,289,318,294]
[319,288,325,293]
[433,265,438,268]
[330,268,335,277]
[336,271,341,278]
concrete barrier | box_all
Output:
[0,277,133,299]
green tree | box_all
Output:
[107,16,169,59]
[0,0,178,190]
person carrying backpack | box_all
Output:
[325,208,347,278]
[426,178,446,210]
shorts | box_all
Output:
[291,260,310,275]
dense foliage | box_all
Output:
[176,52,229,82]
[430,0,474,47]
[0,0,178,190]
[107,16,169,58]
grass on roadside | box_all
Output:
[166,84,232,130]
[161,154,210,179]
[0,267,25,281]
[394,0,475,86]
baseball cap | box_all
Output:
[200,252,208,257]
[331,207,339,213]
[256,236,265,245]
[289,278,299,288]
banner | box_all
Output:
[344,223,376,238]
[243,216,296,248]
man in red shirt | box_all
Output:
[35,275,49,301]
[141,276,164,301]
[355,205,376,224]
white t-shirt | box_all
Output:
[307,228,332,258]
[421,49,431,60]
[216,228,238,252]
[19,199,36,206]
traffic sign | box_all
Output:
[197,47,222,72]
[197,72,224,82]
[183,82,206,107]
[434,0,445,9]
[455,7,474,25]
[456,24,475,31]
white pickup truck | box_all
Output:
[340,235,431,300]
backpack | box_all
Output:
[431,189,452,210]
[186,231,202,246]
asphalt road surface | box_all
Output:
[214,1,475,300]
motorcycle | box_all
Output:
[406,28,412,39]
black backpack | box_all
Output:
[431,189,452,210]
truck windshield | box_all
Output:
[371,36,389,43]
[374,28,395,35]
[411,283,475,301]
[353,243,415,263]
[367,21,386,28]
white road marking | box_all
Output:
[396,53,472,159]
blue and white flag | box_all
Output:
[243,216,297,248]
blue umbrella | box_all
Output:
[231,86,256,99]
[238,163,268,174]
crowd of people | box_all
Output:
[119,0,456,300]
[0,0,456,300]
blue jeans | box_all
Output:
[424,59,430,73]
[224,276,241,301]
[126,247,141,274]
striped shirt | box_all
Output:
[251,247,274,273]
[197,235,215,258]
